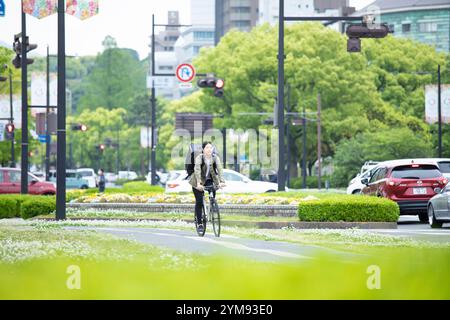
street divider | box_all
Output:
[298,196,400,222]
[0,195,56,219]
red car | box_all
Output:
[0,168,56,195]
[361,160,447,222]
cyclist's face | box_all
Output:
[204,144,213,157]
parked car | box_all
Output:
[104,172,118,183]
[0,168,56,195]
[49,170,89,189]
[427,183,450,228]
[118,171,138,181]
[361,160,448,222]
[31,171,45,181]
[405,158,450,180]
[165,169,279,193]
[76,168,97,188]
[360,161,380,175]
[347,163,383,195]
[146,171,168,186]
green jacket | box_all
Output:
[188,154,225,188]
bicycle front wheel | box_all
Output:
[211,199,221,237]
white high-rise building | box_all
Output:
[258,0,354,32]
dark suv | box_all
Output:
[0,168,56,195]
[361,160,447,222]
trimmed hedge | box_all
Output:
[298,196,400,222]
[0,195,56,220]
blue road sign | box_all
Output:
[0,0,5,17]
[39,134,50,143]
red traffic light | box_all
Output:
[6,123,14,133]
[215,79,224,89]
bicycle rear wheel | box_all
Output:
[211,199,221,237]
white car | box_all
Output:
[76,168,97,188]
[347,165,381,195]
[118,171,138,181]
[165,169,279,194]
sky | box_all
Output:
[0,0,374,60]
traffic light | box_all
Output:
[96,144,106,153]
[12,33,37,69]
[197,76,225,98]
[346,23,391,53]
[72,124,88,131]
[5,123,14,140]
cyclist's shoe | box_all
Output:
[197,224,204,233]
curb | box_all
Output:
[35,217,398,229]
[67,203,298,217]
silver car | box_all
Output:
[428,184,450,228]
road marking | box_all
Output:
[93,227,307,259]
[370,230,450,236]
[185,236,309,259]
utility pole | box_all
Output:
[20,7,28,194]
[277,0,286,191]
[302,104,307,189]
[56,0,66,220]
[45,46,50,180]
[151,14,156,185]
[438,64,442,158]
[8,67,15,167]
[317,93,322,190]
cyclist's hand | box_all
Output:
[197,184,204,191]
[219,183,226,189]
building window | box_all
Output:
[419,22,437,33]
[232,7,250,13]
[233,20,251,28]
[194,31,214,40]
[402,23,411,33]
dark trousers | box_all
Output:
[192,179,215,222]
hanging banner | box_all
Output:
[425,84,450,124]
[22,0,57,19]
[66,0,99,20]
[0,95,22,129]
[31,72,58,116]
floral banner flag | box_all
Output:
[66,0,99,20]
[22,0,57,19]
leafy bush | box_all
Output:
[20,197,56,219]
[122,181,163,192]
[0,198,18,218]
[298,196,399,222]
[0,195,55,219]
[290,176,333,189]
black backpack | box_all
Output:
[185,143,218,178]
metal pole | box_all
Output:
[438,65,442,158]
[286,84,291,188]
[277,0,286,191]
[151,83,156,185]
[317,93,322,190]
[222,127,226,167]
[116,126,120,173]
[150,14,157,185]
[9,69,15,167]
[56,0,66,220]
[20,7,28,194]
[302,104,307,189]
[45,45,50,180]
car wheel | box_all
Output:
[428,205,443,228]
[352,189,361,195]
[418,211,429,223]
[265,190,276,193]
[81,185,88,190]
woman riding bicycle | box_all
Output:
[188,141,226,233]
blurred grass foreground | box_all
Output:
[0,220,449,300]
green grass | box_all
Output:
[0,221,449,299]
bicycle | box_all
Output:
[195,184,221,237]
